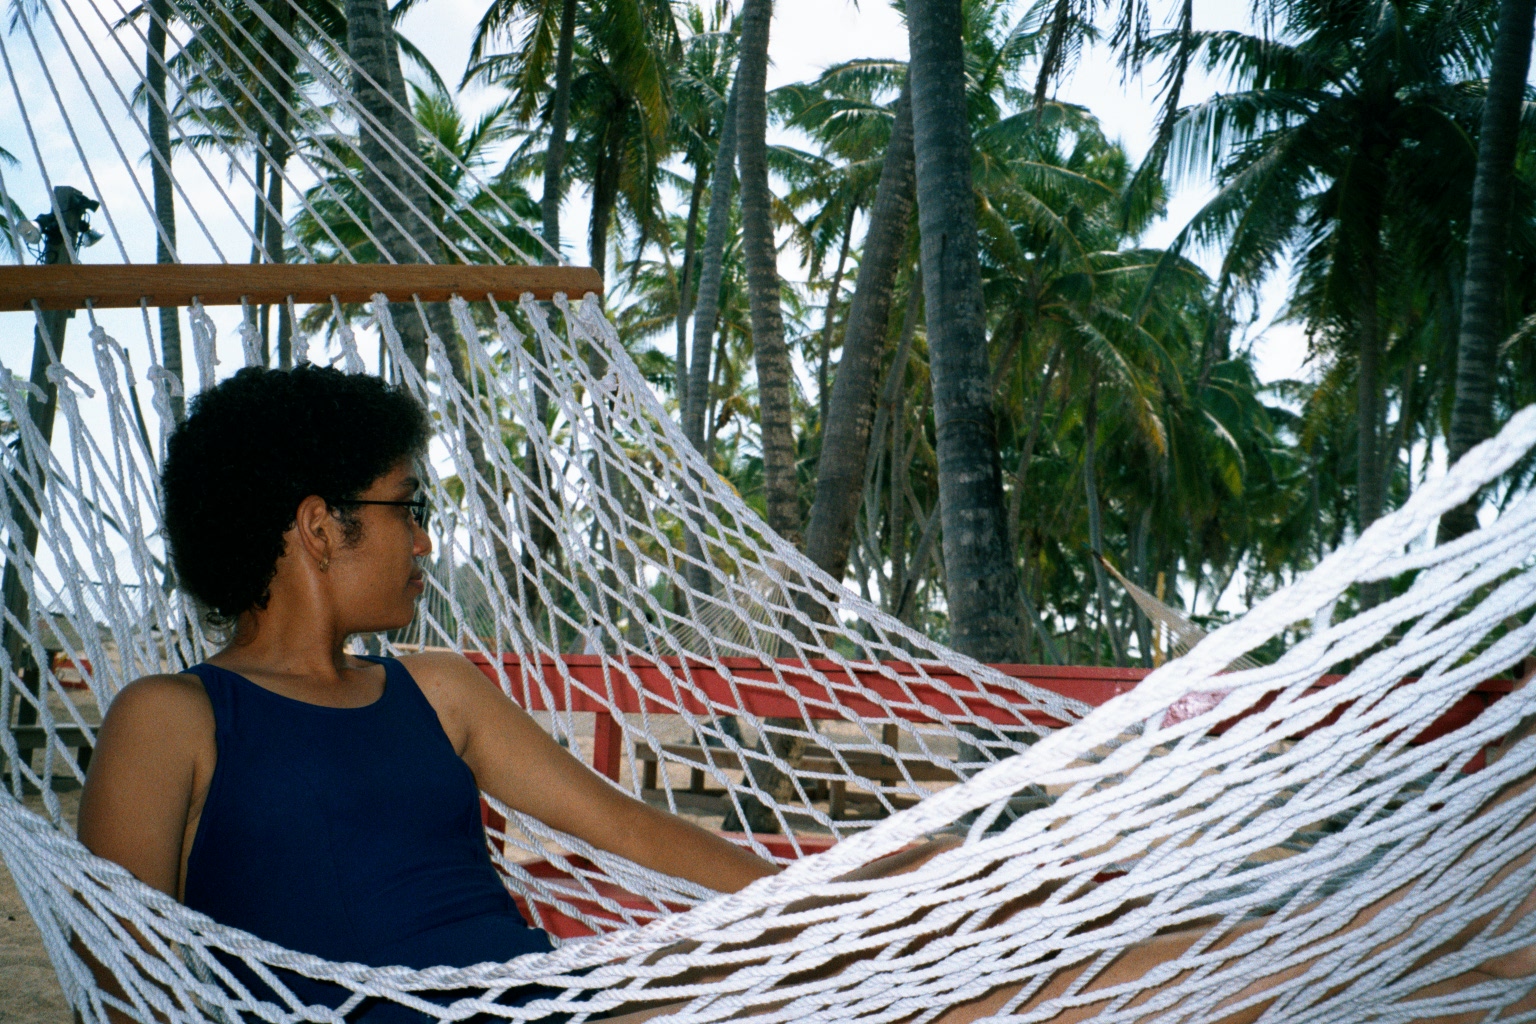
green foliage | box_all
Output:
[291,82,542,268]
[164,0,1523,664]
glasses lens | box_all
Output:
[412,500,429,529]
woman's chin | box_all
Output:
[358,608,417,635]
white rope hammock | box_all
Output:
[2,0,1536,1020]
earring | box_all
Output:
[319,557,330,573]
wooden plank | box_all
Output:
[466,653,1521,780]
[475,651,1125,726]
[630,742,962,784]
[0,263,603,310]
[592,711,623,782]
[9,725,94,749]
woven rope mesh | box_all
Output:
[3,0,1536,1019]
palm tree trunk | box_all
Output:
[1350,172,1388,609]
[675,162,708,414]
[541,0,578,258]
[1006,340,1063,544]
[346,0,519,606]
[728,7,808,830]
[818,203,857,435]
[3,243,72,729]
[1357,251,1384,531]
[1131,508,1152,667]
[684,75,740,454]
[344,0,441,370]
[801,86,915,584]
[1007,339,1062,658]
[677,77,740,600]
[889,371,905,611]
[263,14,297,369]
[706,325,728,449]
[146,0,183,420]
[1439,0,1536,543]
[588,134,620,280]
[516,0,578,590]
[249,148,271,365]
[250,151,267,265]
[907,0,1025,664]
[736,0,800,546]
[267,161,293,367]
[1083,374,1126,666]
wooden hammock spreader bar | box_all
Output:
[0,263,603,311]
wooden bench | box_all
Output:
[3,724,96,791]
[466,656,1526,940]
[464,654,1149,780]
[631,724,953,820]
[464,654,1521,784]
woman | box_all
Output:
[78,365,775,1021]
[79,365,1536,1024]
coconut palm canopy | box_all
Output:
[441,0,1536,667]
[5,0,1536,665]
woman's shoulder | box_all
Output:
[99,673,216,747]
[80,672,218,899]
[393,651,503,752]
[113,671,213,708]
[394,649,489,689]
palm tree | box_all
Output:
[770,56,905,431]
[907,0,1026,663]
[467,0,579,258]
[735,0,800,547]
[1163,1,1490,599]
[683,73,740,458]
[801,83,915,585]
[343,0,436,273]
[0,150,31,259]
[146,0,183,415]
[1440,0,1536,542]
[468,0,679,276]
[156,0,324,368]
[667,2,736,418]
[290,84,541,267]
[474,1,677,279]
[1,182,89,726]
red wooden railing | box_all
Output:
[469,654,1520,939]
[465,653,1516,781]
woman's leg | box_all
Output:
[602,670,1536,1024]
[938,713,1536,1024]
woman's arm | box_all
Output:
[77,674,214,898]
[74,674,216,1024]
[405,652,778,894]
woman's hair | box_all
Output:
[162,365,431,626]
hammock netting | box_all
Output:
[2,0,1536,1020]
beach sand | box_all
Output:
[2,791,77,1024]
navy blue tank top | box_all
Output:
[183,656,553,1021]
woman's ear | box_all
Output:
[292,494,338,570]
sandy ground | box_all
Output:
[2,791,77,1024]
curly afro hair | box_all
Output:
[162,365,430,626]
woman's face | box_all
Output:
[329,460,432,633]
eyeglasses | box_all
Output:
[335,497,430,529]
